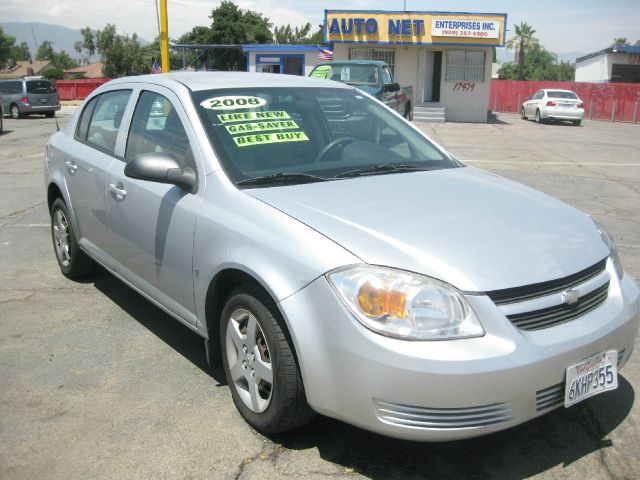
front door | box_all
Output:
[423,51,442,103]
[106,87,202,325]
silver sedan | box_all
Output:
[521,88,585,125]
[44,72,639,441]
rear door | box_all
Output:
[25,80,59,109]
[106,87,203,325]
[64,89,132,263]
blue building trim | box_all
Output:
[242,44,318,53]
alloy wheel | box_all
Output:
[225,307,273,413]
[52,208,71,267]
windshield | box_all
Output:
[311,65,380,86]
[192,87,457,188]
[547,91,578,99]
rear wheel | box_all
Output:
[50,198,94,278]
[221,284,315,434]
[535,109,543,124]
[403,102,413,121]
[10,104,22,119]
[45,111,55,118]
[572,120,581,126]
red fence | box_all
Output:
[56,79,112,101]
[489,80,640,122]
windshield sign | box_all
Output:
[192,87,457,188]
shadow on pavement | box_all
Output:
[89,266,634,478]
[91,267,228,386]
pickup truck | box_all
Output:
[310,61,413,120]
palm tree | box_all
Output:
[506,22,538,80]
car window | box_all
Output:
[382,66,393,84]
[533,91,543,100]
[26,80,56,94]
[0,81,23,94]
[86,90,132,154]
[125,91,193,169]
[76,96,99,142]
[311,64,379,86]
[547,91,579,99]
[192,87,455,187]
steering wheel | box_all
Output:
[314,137,356,163]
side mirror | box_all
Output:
[124,153,196,192]
[384,82,400,93]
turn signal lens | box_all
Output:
[578,102,584,108]
[21,95,29,104]
[357,281,406,319]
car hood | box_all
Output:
[247,167,609,292]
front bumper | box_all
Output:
[279,265,640,441]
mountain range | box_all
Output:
[0,22,148,62]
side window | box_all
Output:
[126,91,193,169]
[382,66,393,84]
[86,90,132,154]
[75,96,98,142]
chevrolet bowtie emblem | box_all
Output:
[561,289,580,306]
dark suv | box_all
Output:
[0,77,61,119]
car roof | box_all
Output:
[315,60,387,67]
[107,71,352,92]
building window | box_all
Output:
[349,48,395,75]
[445,51,486,82]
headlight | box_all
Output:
[591,219,624,280]
[326,265,484,340]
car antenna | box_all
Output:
[55,119,60,132]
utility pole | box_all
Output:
[159,0,170,72]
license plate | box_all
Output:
[41,98,48,103]
[564,350,617,407]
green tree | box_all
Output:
[36,41,55,61]
[0,27,16,69]
[74,27,96,65]
[273,23,325,44]
[506,22,538,80]
[209,1,272,70]
[52,51,77,70]
[612,37,628,46]
[79,24,147,77]
[10,41,31,61]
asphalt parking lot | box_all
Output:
[1,110,639,480]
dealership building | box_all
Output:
[241,10,507,122]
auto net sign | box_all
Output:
[431,19,500,39]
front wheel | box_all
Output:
[50,198,94,278]
[520,107,527,120]
[221,284,315,434]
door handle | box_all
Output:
[65,160,77,174]
[108,182,127,200]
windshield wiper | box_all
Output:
[333,164,430,179]
[236,172,329,187]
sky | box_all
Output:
[1,0,639,58]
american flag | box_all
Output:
[317,46,333,61]
[151,60,163,74]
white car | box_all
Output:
[521,89,584,126]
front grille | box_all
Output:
[536,348,625,411]
[486,258,607,306]
[507,282,609,331]
[374,400,512,429]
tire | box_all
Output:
[220,284,315,434]
[520,107,527,120]
[50,198,94,278]
[403,102,413,121]
[573,120,582,126]
[45,111,55,118]
[535,109,543,124]
[10,104,22,119]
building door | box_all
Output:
[423,51,442,102]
